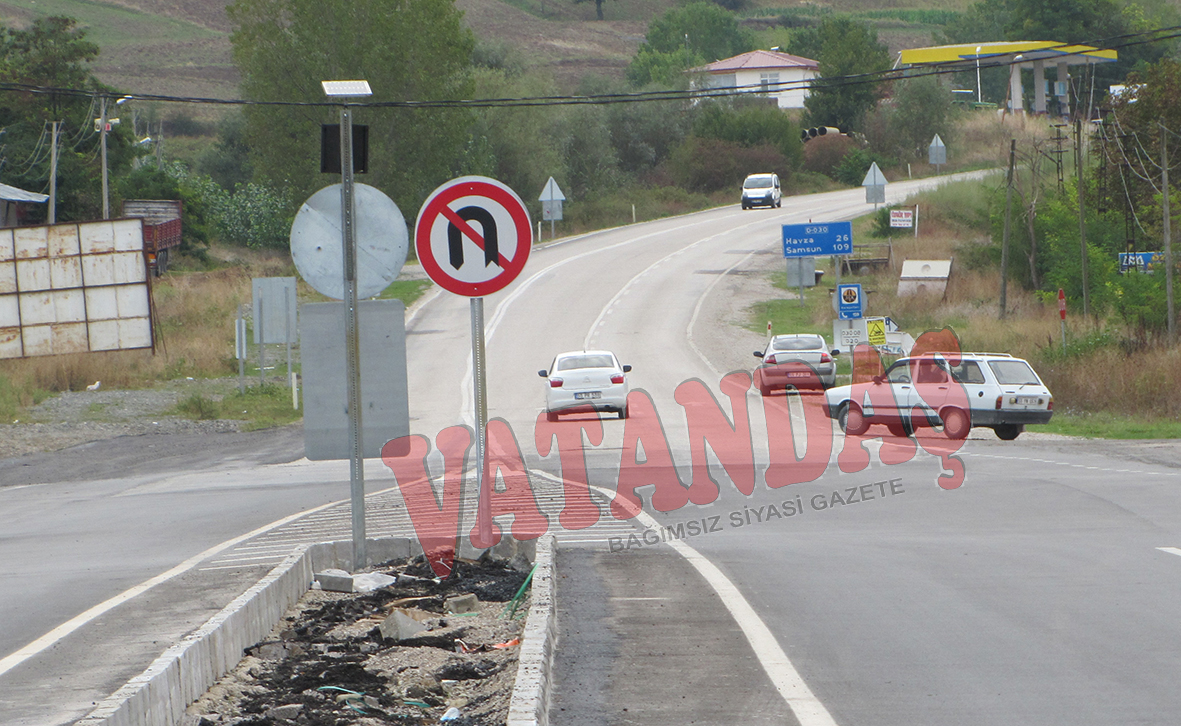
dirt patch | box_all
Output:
[186,554,532,726]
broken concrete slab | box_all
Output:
[445,593,480,614]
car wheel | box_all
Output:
[886,422,911,438]
[618,404,629,420]
[941,407,970,440]
[994,423,1023,441]
[776,198,782,208]
[839,403,870,436]
[546,410,559,423]
[756,371,772,397]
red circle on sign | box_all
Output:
[414,176,532,297]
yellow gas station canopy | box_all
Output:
[900,41,1117,69]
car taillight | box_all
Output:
[995,395,1003,410]
[611,374,625,384]
[764,354,777,365]
[1047,397,1053,410]
[550,378,563,388]
[820,353,831,363]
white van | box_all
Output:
[741,173,781,210]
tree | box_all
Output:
[0,16,132,222]
[692,100,802,168]
[791,17,890,132]
[227,0,476,216]
[626,3,754,88]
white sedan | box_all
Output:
[539,351,631,421]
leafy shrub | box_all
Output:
[801,134,856,177]
[176,393,219,420]
[663,137,788,193]
[834,148,888,186]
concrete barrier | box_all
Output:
[507,534,557,726]
[74,535,555,726]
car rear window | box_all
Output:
[988,360,1040,385]
[744,177,773,189]
[772,337,823,351]
[557,354,615,371]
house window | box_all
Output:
[760,72,780,93]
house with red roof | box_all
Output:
[691,49,819,109]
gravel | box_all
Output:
[0,378,255,459]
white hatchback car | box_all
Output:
[753,333,838,394]
[824,352,1053,440]
[741,173,781,210]
[539,351,631,421]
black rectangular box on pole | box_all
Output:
[320,124,369,174]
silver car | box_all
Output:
[753,333,838,394]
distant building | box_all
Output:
[691,50,819,109]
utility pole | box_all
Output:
[1000,139,1016,319]
[100,96,110,219]
[1076,117,1089,317]
[49,121,59,224]
[1163,123,1175,343]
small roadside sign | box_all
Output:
[866,317,887,346]
[539,177,566,202]
[863,162,886,206]
[889,209,913,228]
[929,134,947,166]
[1058,288,1066,320]
[837,283,863,320]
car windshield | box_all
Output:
[988,360,1041,385]
[557,354,615,371]
[744,177,773,189]
[772,337,823,351]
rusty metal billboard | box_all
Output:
[0,218,153,359]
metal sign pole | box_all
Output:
[798,258,805,307]
[341,105,367,569]
[472,297,492,545]
[237,304,246,395]
[285,284,293,388]
[258,294,265,385]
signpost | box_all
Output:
[837,283,863,320]
[1058,288,1067,352]
[415,176,532,546]
[539,176,565,240]
[863,162,886,207]
[783,222,853,308]
[929,134,947,173]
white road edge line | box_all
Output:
[1157,547,1181,557]
[0,480,400,678]
[581,484,840,726]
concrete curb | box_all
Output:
[75,535,553,726]
[507,534,557,726]
[75,538,411,726]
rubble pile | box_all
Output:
[184,553,533,726]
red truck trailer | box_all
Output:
[121,199,182,276]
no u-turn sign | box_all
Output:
[415,176,532,297]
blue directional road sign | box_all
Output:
[782,221,853,258]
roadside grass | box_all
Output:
[172,383,301,430]
[0,244,436,428]
[1034,411,1181,439]
[746,169,1181,438]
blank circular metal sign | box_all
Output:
[290,183,408,300]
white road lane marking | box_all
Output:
[1157,547,1181,557]
[586,484,840,726]
[0,497,346,678]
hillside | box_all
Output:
[0,0,965,102]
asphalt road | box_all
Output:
[7,173,1181,725]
